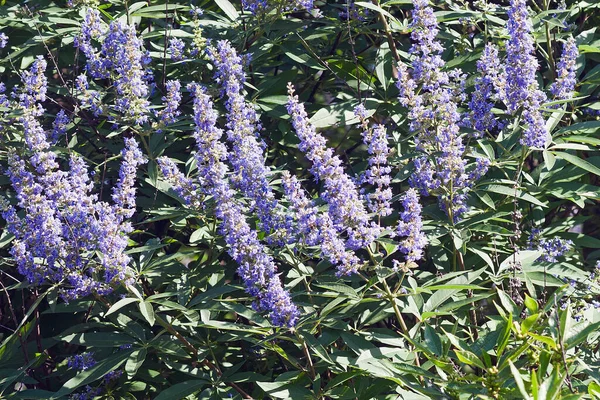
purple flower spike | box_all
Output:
[287,83,379,250]
[396,189,427,262]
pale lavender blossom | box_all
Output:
[528,228,573,263]
[155,80,182,130]
[504,0,548,148]
[51,110,69,143]
[287,83,379,249]
[281,171,361,276]
[158,82,299,327]
[168,37,185,61]
[551,37,578,100]
[469,44,502,135]
[355,106,392,217]
[207,41,290,241]
[396,188,427,262]
[0,32,8,49]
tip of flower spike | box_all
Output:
[287,82,296,96]
[354,104,368,120]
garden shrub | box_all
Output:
[0,0,599,398]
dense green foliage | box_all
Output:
[1,0,600,399]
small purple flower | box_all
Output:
[242,0,313,15]
[0,32,8,49]
[528,228,573,262]
[395,0,476,221]
[281,171,361,276]
[207,41,290,241]
[160,82,300,327]
[504,0,548,148]
[103,370,123,384]
[112,138,146,219]
[155,80,182,129]
[67,352,96,371]
[77,12,152,124]
[287,83,379,249]
[2,66,143,300]
[551,37,578,100]
[396,188,427,262]
[469,44,503,135]
[51,110,69,143]
[190,6,204,18]
[157,157,202,208]
[168,37,185,61]
[355,107,392,218]
[468,157,491,181]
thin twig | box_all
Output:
[371,0,401,63]
[0,278,29,364]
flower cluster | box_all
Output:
[154,80,182,131]
[242,0,313,15]
[468,45,502,134]
[207,41,290,241]
[282,172,361,276]
[0,83,8,108]
[287,83,379,249]
[355,105,392,218]
[396,0,478,221]
[67,352,96,371]
[52,110,70,143]
[504,0,548,148]
[339,1,370,21]
[75,74,103,116]
[551,37,578,100]
[168,37,185,61]
[528,228,573,262]
[396,189,427,262]
[75,8,152,124]
[0,32,8,49]
[1,59,145,300]
[158,81,299,327]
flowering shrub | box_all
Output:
[0,0,599,399]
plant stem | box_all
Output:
[371,0,401,63]
[297,333,316,380]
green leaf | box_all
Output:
[565,321,600,349]
[498,250,543,274]
[214,0,239,20]
[538,368,565,400]
[299,331,334,365]
[559,304,572,343]
[423,324,443,357]
[527,333,556,349]
[139,301,155,327]
[257,381,314,399]
[508,360,532,400]
[355,1,398,21]
[125,348,147,379]
[496,290,521,316]
[60,332,134,348]
[341,332,376,355]
[154,380,208,400]
[553,151,600,177]
[524,295,538,313]
[588,381,600,398]
[521,314,539,334]
[454,350,485,370]
[105,297,139,317]
[483,184,547,207]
